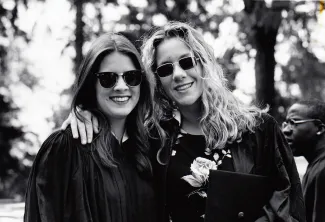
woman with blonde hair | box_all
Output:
[63,22,305,222]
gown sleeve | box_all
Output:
[24,129,89,222]
[257,116,306,222]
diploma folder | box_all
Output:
[205,170,274,222]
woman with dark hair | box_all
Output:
[24,33,158,222]
[63,22,305,222]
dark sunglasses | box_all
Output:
[155,56,199,77]
[95,70,142,88]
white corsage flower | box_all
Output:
[182,157,217,188]
[181,150,232,199]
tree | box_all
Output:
[75,0,85,71]
[0,0,39,198]
[280,1,325,101]
[241,0,325,118]
[242,0,290,114]
[0,94,22,197]
[70,0,118,71]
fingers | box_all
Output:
[61,112,80,139]
[70,112,80,139]
[93,116,99,134]
[76,116,87,144]
[64,107,97,144]
[83,111,93,143]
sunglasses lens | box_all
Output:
[156,64,174,77]
[124,70,142,86]
[97,73,117,88]
[179,57,196,70]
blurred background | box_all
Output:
[0,0,324,220]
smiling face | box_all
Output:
[155,37,204,109]
[282,103,318,156]
[96,51,140,122]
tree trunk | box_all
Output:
[75,0,84,73]
[254,9,282,116]
[243,0,285,115]
[254,24,277,112]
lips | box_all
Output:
[174,82,193,91]
[110,96,130,103]
[284,137,293,144]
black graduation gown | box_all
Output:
[302,148,325,222]
[24,128,157,222]
[152,113,306,222]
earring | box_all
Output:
[172,100,178,109]
[317,132,321,135]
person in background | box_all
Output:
[24,33,159,222]
[283,99,325,222]
[62,21,305,222]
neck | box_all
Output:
[179,102,202,135]
[110,118,126,143]
[304,137,325,163]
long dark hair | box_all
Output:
[71,33,156,176]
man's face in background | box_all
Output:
[282,103,319,157]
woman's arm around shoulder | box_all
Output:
[24,128,87,222]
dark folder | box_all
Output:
[205,170,274,222]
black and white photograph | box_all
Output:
[0,0,324,221]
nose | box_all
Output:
[114,76,128,91]
[172,63,187,81]
[282,123,292,136]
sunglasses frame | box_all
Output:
[282,118,324,129]
[155,56,200,77]
[95,70,143,88]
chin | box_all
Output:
[291,147,303,157]
[176,97,200,107]
[104,109,134,120]
[113,112,132,119]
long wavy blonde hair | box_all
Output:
[142,21,266,152]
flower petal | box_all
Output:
[181,175,202,187]
[197,191,207,198]
[213,153,220,161]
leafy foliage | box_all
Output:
[280,1,325,100]
[0,0,38,198]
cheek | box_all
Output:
[130,85,141,105]
[191,65,204,87]
[292,129,304,136]
[189,62,204,80]
[197,77,204,92]
[293,129,313,141]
